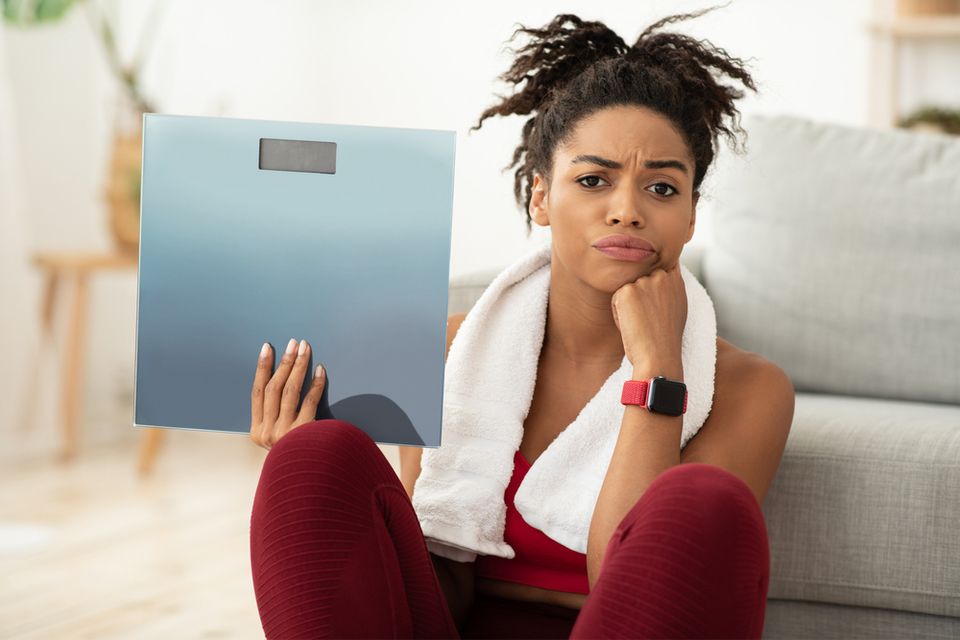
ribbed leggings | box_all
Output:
[250,419,770,639]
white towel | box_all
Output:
[411,238,717,562]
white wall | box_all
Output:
[2,0,957,461]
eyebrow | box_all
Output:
[570,153,690,176]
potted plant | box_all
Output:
[3,0,166,255]
[897,105,960,135]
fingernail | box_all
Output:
[298,339,306,356]
[260,342,270,359]
[315,363,324,377]
[285,338,297,355]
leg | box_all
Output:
[571,462,770,639]
[250,419,461,639]
[460,591,579,639]
[430,552,476,632]
[61,272,89,461]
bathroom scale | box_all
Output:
[134,113,456,447]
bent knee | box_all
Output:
[266,418,373,462]
[643,463,765,526]
[618,463,769,554]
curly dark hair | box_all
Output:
[469,4,759,235]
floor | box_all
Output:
[0,426,402,639]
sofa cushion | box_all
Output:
[765,392,960,618]
[445,250,960,620]
[701,114,960,404]
[762,599,959,640]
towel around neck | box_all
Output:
[412,239,717,562]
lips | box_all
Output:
[592,234,656,252]
[594,245,655,262]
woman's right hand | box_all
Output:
[250,338,327,450]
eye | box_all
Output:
[648,182,678,197]
[575,175,609,189]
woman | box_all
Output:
[249,6,795,639]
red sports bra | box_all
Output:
[475,448,590,595]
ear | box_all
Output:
[685,191,699,244]
[529,173,549,226]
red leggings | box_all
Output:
[250,419,770,639]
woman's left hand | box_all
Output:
[250,338,326,450]
[611,261,688,371]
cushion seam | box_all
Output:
[776,576,958,598]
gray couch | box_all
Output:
[446,114,960,639]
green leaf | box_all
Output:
[2,0,78,24]
[36,0,75,21]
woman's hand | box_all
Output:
[611,261,688,372]
[250,338,327,450]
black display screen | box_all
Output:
[259,138,337,174]
[648,378,686,416]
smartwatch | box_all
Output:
[621,376,688,416]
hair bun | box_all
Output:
[494,14,629,116]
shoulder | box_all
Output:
[715,337,793,396]
[710,337,796,431]
[680,338,796,504]
[448,312,467,333]
[446,312,468,356]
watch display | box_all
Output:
[647,376,687,416]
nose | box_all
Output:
[606,180,646,227]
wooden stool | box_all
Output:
[29,251,150,466]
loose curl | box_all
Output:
[470,4,759,234]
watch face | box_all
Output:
[648,377,686,416]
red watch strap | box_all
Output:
[620,379,649,406]
[621,378,689,413]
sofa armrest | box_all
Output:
[447,266,501,317]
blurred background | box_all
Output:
[0,0,958,637]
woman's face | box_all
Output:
[529,104,698,294]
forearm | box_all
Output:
[586,357,684,590]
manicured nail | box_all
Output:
[285,338,297,355]
[315,363,324,377]
[298,339,306,356]
[260,342,270,359]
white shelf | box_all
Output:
[866,10,960,127]
[868,15,960,38]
